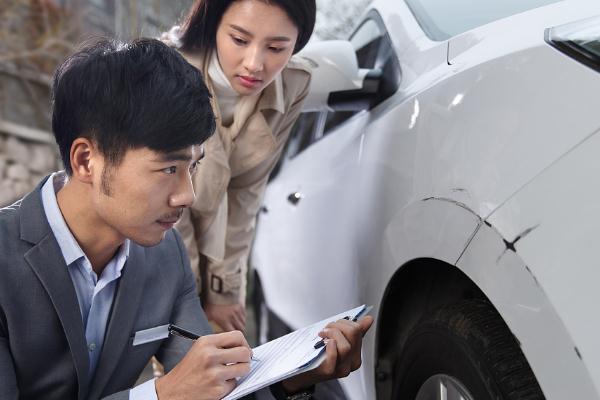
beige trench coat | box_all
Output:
[175,50,312,305]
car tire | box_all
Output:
[392,300,545,400]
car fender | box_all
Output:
[356,197,479,399]
[365,196,597,400]
[486,126,600,398]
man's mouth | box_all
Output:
[156,211,183,228]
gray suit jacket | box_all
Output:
[0,178,213,399]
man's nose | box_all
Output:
[243,46,264,73]
[169,174,195,208]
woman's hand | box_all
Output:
[280,315,374,393]
[204,302,247,332]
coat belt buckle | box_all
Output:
[210,274,224,293]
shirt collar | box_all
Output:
[104,239,130,281]
[41,171,130,267]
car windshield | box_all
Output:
[405,0,563,41]
[547,15,600,72]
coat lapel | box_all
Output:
[87,245,146,400]
[192,133,231,215]
[20,181,90,400]
[229,111,277,174]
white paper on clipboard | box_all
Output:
[223,304,370,400]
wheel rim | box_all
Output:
[415,374,475,400]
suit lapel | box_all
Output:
[20,181,90,400]
[87,245,146,399]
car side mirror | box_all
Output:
[298,40,381,112]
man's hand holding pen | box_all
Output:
[280,314,375,394]
[155,330,253,400]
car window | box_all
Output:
[268,112,322,180]
[351,19,384,69]
[271,12,401,170]
[285,112,322,159]
[323,111,356,136]
[405,0,563,41]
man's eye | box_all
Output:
[163,166,177,174]
[269,46,284,53]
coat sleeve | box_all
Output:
[205,74,311,305]
[0,334,19,399]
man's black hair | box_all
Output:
[52,38,215,175]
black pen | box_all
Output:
[314,306,373,349]
[169,324,260,362]
[169,324,200,340]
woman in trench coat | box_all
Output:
[165,0,316,332]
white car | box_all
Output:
[250,0,600,399]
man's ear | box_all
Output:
[70,138,100,184]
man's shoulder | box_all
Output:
[0,197,30,276]
[0,198,23,217]
[0,199,23,236]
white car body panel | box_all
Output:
[456,222,599,399]
[251,0,600,398]
[372,0,447,87]
[354,200,483,399]
[487,128,600,395]
[253,112,370,325]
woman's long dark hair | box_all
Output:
[179,0,316,55]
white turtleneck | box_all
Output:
[208,52,240,127]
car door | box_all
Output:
[252,12,401,328]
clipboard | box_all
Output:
[223,304,371,400]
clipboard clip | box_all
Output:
[313,305,373,349]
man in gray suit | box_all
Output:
[0,39,372,400]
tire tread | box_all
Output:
[425,300,544,400]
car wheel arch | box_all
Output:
[374,257,491,398]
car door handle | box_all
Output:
[287,192,302,205]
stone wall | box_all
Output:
[0,133,59,206]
